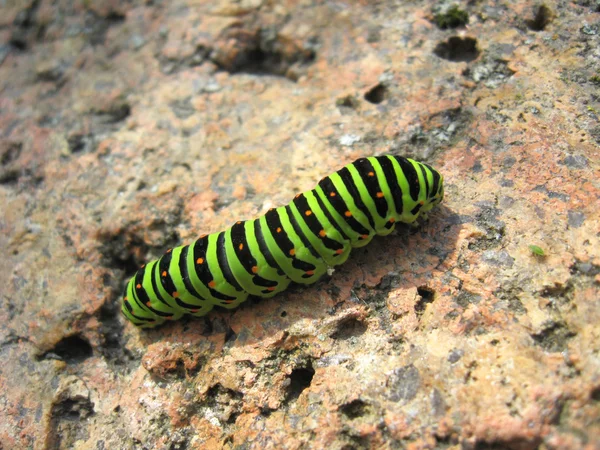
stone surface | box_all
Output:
[0,0,599,449]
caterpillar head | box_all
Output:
[422,171,444,214]
[430,174,444,205]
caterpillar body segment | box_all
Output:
[121,155,444,328]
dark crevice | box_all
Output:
[434,36,480,62]
[340,435,370,450]
[331,316,368,340]
[0,171,18,185]
[526,4,553,31]
[364,84,388,104]
[205,316,230,336]
[67,134,95,154]
[206,22,318,81]
[1,142,21,166]
[540,281,573,301]
[214,43,315,81]
[340,399,370,419]
[259,405,276,417]
[52,397,94,420]
[226,411,241,425]
[97,226,179,276]
[61,105,130,158]
[38,335,93,364]
[93,101,131,124]
[415,286,435,315]
[99,236,146,276]
[95,227,177,369]
[9,0,42,50]
[224,326,237,345]
[200,384,244,425]
[9,37,28,51]
[531,321,576,352]
[286,363,315,402]
[0,167,43,186]
[36,61,66,83]
[98,300,137,370]
[0,142,26,186]
[47,391,94,450]
[86,11,126,46]
[336,95,360,109]
[474,436,543,450]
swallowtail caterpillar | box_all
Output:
[122,155,444,328]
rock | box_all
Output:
[0,0,598,448]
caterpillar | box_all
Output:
[121,155,444,328]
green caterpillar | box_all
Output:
[121,155,444,328]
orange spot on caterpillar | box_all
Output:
[190,309,199,313]
[252,266,258,273]
[305,210,312,216]
[305,270,314,276]
[146,301,151,307]
[140,264,145,269]
[276,227,282,233]
[329,192,336,197]
[319,230,326,237]
[289,249,296,256]
[196,257,204,264]
[162,271,167,277]
[208,281,216,288]
[267,287,277,291]
[295,194,301,199]
[389,217,396,223]
[368,171,375,177]
[236,221,242,225]
[136,283,142,289]
[166,248,172,253]
[335,249,344,255]
[172,291,179,298]
[238,243,244,250]
[420,200,425,205]
[376,192,384,198]
[361,234,369,240]
[345,211,352,217]
[200,234,207,239]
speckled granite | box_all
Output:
[0,0,598,449]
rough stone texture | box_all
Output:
[0,0,599,449]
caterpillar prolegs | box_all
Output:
[121,155,444,328]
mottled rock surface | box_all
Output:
[1,1,599,449]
